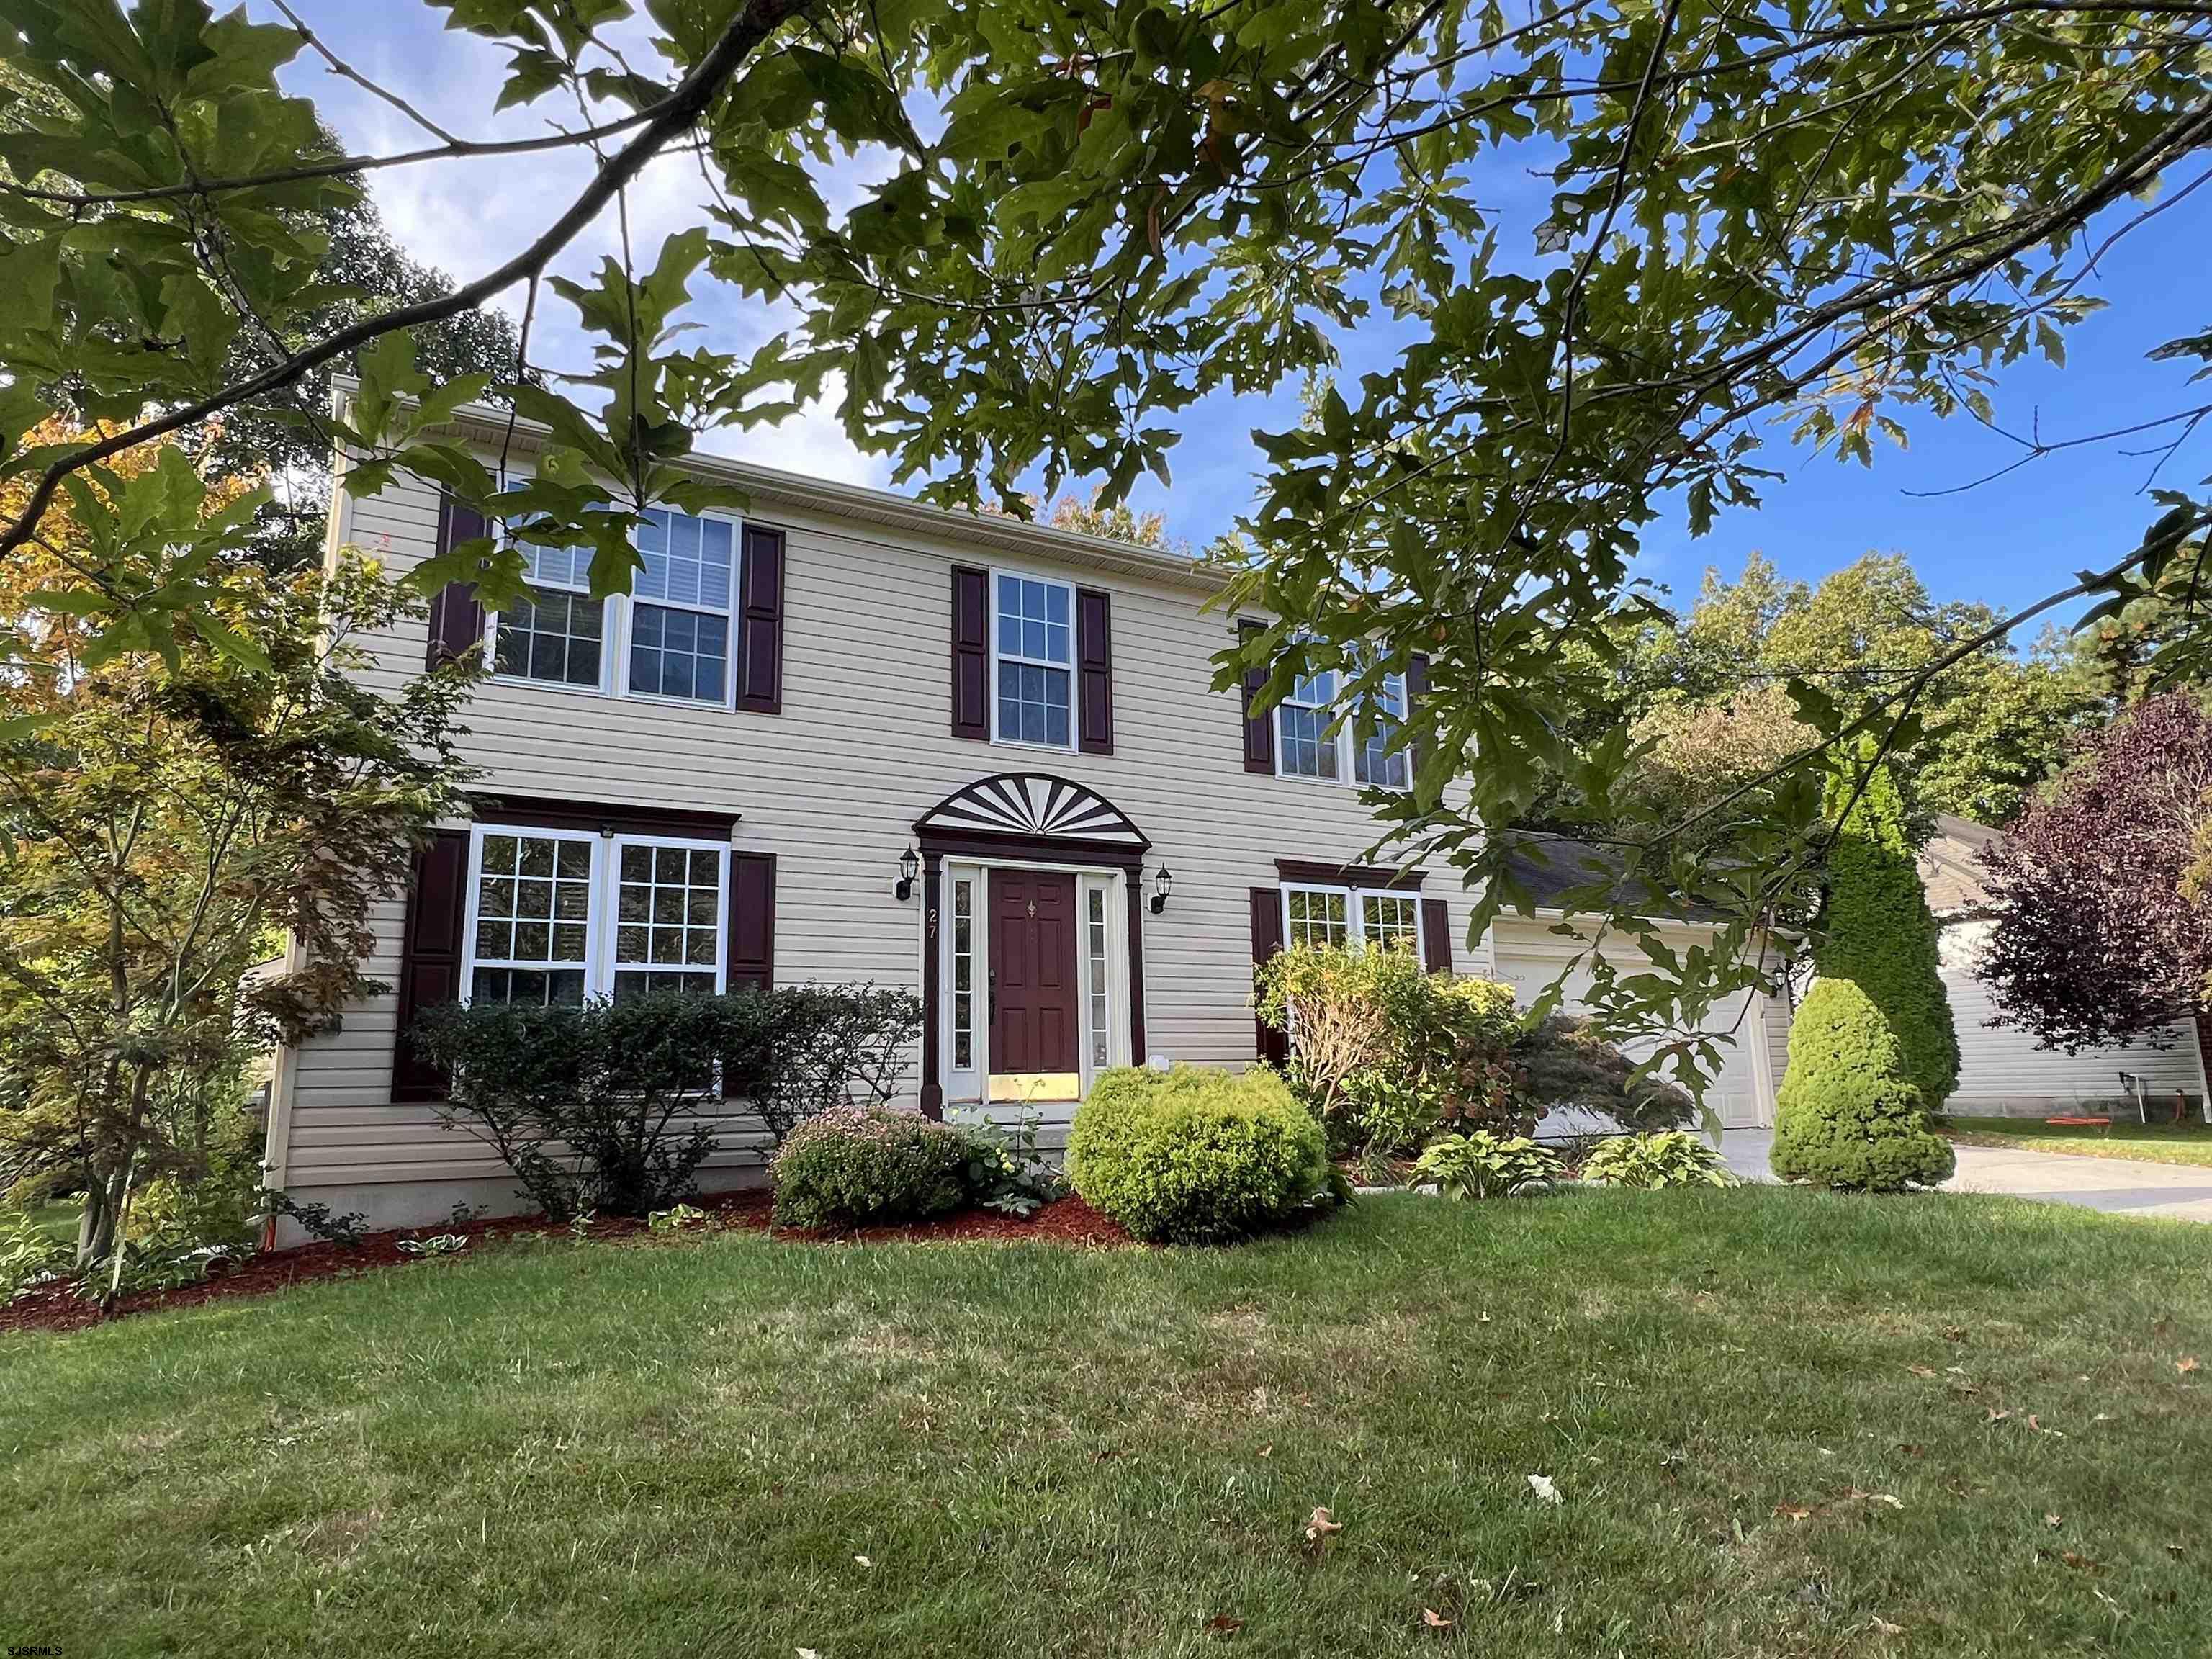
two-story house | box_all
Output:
[259,382,1787,1231]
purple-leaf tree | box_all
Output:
[1978,696,2212,1053]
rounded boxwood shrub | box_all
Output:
[770,1105,970,1229]
[1066,1064,1329,1244]
[1769,979,1955,1192]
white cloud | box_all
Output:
[698,376,893,489]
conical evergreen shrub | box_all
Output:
[1818,758,1960,1109]
[1770,979,1954,1190]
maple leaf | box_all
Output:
[1305,1506,1344,1542]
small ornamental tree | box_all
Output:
[1770,980,1954,1191]
[1771,753,1957,1190]
[1979,695,2212,1051]
[1818,755,1960,1110]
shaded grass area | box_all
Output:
[1948,1114,2212,1168]
[4,1190,2210,1657]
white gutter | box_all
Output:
[327,374,1230,595]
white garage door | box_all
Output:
[1491,920,1770,1130]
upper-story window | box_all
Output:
[485,493,741,709]
[1276,651,1408,790]
[994,571,1074,750]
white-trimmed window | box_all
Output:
[490,539,607,691]
[462,825,727,1006]
[486,490,739,708]
[627,508,735,704]
[993,570,1074,749]
[1281,883,1422,956]
[1275,651,1411,791]
[950,873,977,1071]
[1084,884,1111,1070]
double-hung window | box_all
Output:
[486,490,739,709]
[462,825,727,1007]
[1280,883,1423,956]
[1274,649,1411,791]
[627,508,735,704]
[993,571,1074,749]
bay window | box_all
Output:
[462,825,727,1006]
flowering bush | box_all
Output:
[770,1105,971,1230]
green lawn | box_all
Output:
[4,1190,2209,1658]
[1948,1113,2212,1168]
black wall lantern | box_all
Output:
[1148,864,1174,914]
[895,845,920,902]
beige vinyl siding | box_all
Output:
[1938,919,2206,1115]
[275,452,1479,1224]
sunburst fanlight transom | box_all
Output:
[916,773,1148,847]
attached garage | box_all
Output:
[1488,915,1783,1131]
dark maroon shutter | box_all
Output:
[1238,619,1274,773]
[1249,885,1289,1065]
[1076,586,1113,755]
[734,525,785,714]
[950,565,990,740]
[723,851,777,1098]
[425,495,488,669]
[1406,652,1431,781]
[1421,899,1453,974]
[392,830,469,1102]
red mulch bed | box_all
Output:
[1,1192,1128,1339]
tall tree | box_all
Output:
[1979,695,2212,1052]
[0,422,474,1274]
[1,0,2208,1056]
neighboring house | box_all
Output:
[1917,814,2208,1120]
[259,383,1786,1231]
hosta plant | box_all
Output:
[1578,1132,1740,1190]
[1407,1133,1563,1201]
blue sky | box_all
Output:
[271,4,2212,631]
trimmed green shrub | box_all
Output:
[1066,1064,1331,1244]
[1579,1130,1737,1189]
[1770,979,1955,1191]
[1818,756,1960,1110]
[770,1106,970,1229]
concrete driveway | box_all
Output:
[1715,1128,2212,1223]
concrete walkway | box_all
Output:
[1714,1128,2212,1223]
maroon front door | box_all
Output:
[990,871,1079,1075]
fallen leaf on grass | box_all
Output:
[853,1555,872,1568]
[1305,1506,1344,1542]
[1869,1614,1906,1637]
[1907,1364,1940,1380]
[1848,1490,1905,1510]
[2179,1356,2201,1375]
[1256,1444,1272,1459]
[1527,1473,1561,1505]
[798,1650,820,1659]
[2045,1514,2063,1530]
[1203,1614,1244,1638]
[2038,1547,2101,1572]
[1421,1608,1453,1629]
[1775,1504,1814,1521]
[1984,1408,2011,1424]
[2027,1414,2067,1436]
